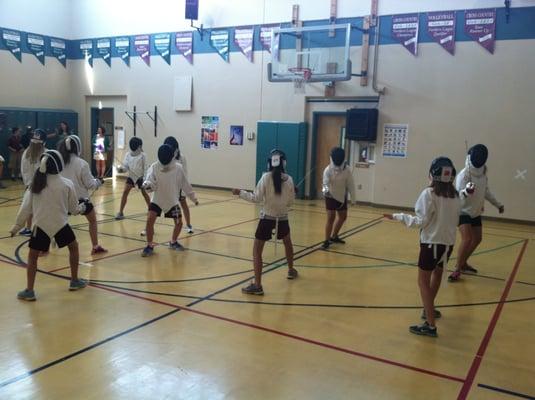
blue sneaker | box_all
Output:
[69,279,87,291]
[141,245,154,257]
[17,289,36,301]
[168,241,185,251]
[19,228,32,236]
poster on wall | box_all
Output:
[392,14,419,56]
[464,8,496,54]
[50,37,67,67]
[80,39,94,66]
[2,29,22,62]
[260,24,279,52]
[134,35,151,66]
[201,116,219,149]
[154,33,171,64]
[97,38,112,66]
[426,11,456,55]
[115,37,130,66]
[229,125,244,145]
[382,124,409,158]
[210,30,229,61]
[234,27,254,62]
[27,33,45,65]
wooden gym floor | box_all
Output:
[0,179,533,400]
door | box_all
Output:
[90,108,114,178]
[256,122,278,183]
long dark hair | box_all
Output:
[57,138,72,165]
[59,121,70,134]
[430,181,458,198]
[31,170,48,194]
[272,166,283,194]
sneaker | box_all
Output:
[141,245,154,257]
[168,241,185,251]
[461,264,478,274]
[69,279,87,291]
[17,289,36,301]
[330,236,346,244]
[115,212,125,220]
[91,245,108,255]
[448,270,462,282]
[186,224,194,234]
[140,230,147,237]
[287,268,298,280]
[241,283,264,295]
[421,309,442,320]
[321,240,330,250]
[409,321,437,337]
[19,227,32,236]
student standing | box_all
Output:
[7,127,23,180]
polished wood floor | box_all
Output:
[0,179,533,399]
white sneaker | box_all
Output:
[140,230,146,237]
[186,225,194,234]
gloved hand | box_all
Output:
[116,164,127,173]
[194,199,199,206]
[9,225,21,237]
[94,178,103,189]
[142,181,154,193]
[465,182,475,194]
[498,205,505,214]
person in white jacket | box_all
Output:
[384,157,461,337]
[58,136,107,255]
[140,144,198,257]
[232,149,298,295]
[321,147,356,250]
[448,144,504,282]
[19,129,47,236]
[10,150,88,301]
[115,137,150,220]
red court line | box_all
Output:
[457,239,529,400]
[92,283,465,384]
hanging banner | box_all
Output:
[27,33,45,65]
[96,38,111,66]
[201,116,219,150]
[2,29,22,62]
[392,14,419,56]
[175,31,193,64]
[464,8,496,54]
[426,11,455,55]
[260,24,279,52]
[234,27,254,62]
[210,30,229,61]
[134,35,151,66]
[50,38,67,67]
[80,39,94,67]
[115,37,130,66]
[154,33,171,65]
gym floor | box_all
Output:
[0,180,533,399]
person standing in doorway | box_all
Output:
[93,126,109,182]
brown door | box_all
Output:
[315,115,345,198]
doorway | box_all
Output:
[90,107,114,178]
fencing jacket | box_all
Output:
[177,154,188,177]
[322,162,356,204]
[144,162,196,213]
[21,149,44,186]
[240,172,295,220]
[61,155,100,199]
[393,187,461,246]
[455,156,502,218]
[123,150,147,182]
[14,175,80,238]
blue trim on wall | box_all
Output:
[1,6,534,62]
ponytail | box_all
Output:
[31,170,47,194]
[272,166,282,195]
[57,139,72,165]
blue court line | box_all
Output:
[478,383,535,399]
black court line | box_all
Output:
[477,383,535,399]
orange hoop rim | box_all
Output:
[288,67,312,81]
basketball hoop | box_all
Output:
[289,67,312,93]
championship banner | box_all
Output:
[115,37,130,66]
[426,11,455,55]
[154,33,171,65]
[260,24,279,52]
[97,38,111,66]
[210,30,229,61]
[234,27,254,62]
[27,33,45,65]
[175,31,193,64]
[2,29,22,62]
[134,35,151,66]
[392,14,419,56]
[464,8,496,54]
[80,39,94,67]
[50,38,67,67]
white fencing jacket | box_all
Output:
[61,155,100,199]
[322,162,356,204]
[123,151,148,182]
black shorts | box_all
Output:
[78,199,94,215]
[325,196,347,211]
[29,225,76,252]
[255,219,290,241]
[126,177,144,189]
[459,214,482,227]
[149,202,182,219]
[418,244,453,271]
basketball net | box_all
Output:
[289,67,312,94]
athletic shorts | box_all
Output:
[418,244,453,271]
[29,224,76,252]
[459,214,482,227]
[325,196,347,211]
[255,219,290,241]
[126,177,144,189]
[149,202,182,219]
